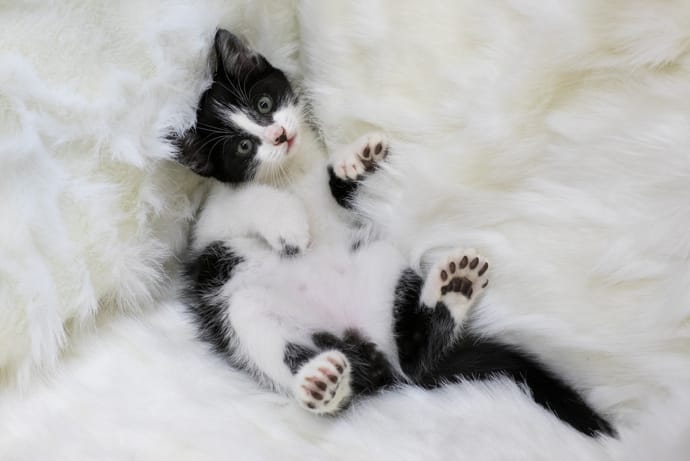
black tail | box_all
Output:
[415,335,616,438]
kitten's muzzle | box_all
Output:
[266,125,288,146]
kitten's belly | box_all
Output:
[228,240,405,354]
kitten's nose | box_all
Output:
[275,129,288,145]
[267,125,288,145]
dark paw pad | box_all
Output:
[441,276,473,298]
[434,250,490,303]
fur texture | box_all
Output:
[301,0,690,439]
[178,32,611,433]
[0,0,301,388]
[1,0,689,459]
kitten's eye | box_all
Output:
[256,95,273,114]
[237,139,253,155]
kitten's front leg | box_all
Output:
[194,182,310,256]
[329,131,390,181]
[328,132,389,209]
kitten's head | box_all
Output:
[178,29,301,184]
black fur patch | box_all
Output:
[283,343,317,375]
[392,269,428,373]
[328,166,360,209]
[183,241,244,354]
[312,329,395,395]
[393,269,460,378]
[417,334,616,437]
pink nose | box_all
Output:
[266,125,288,145]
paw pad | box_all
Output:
[438,250,489,301]
[331,132,389,180]
[420,248,490,315]
[294,351,351,415]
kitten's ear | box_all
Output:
[214,29,255,76]
[174,131,213,178]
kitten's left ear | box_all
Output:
[214,29,257,76]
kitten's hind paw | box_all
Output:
[331,132,389,181]
[420,248,489,325]
[294,350,352,415]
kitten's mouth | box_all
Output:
[286,135,297,152]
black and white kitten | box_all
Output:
[176,29,614,437]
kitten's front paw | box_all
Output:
[330,132,389,181]
[276,235,309,257]
[293,350,352,415]
[420,248,489,324]
[264,226,310,257]
[260,195,311,256]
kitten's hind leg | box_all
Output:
[294,329,395,414]
[394,248,489,377]
[397,251,616,437]
[420,248,490,326]
[330,131,389,181]
[293,350,352,414]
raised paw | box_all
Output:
[331,132,389,180]
[420,248,489,324]
[293,350,352,415]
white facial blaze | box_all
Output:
[223,104,302,171]
[272,105,300,141]
[225,110,264,138]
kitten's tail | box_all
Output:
[414,335,616,438]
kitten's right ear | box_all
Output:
[214,29,254,76]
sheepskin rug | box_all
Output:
[1,0,689,460]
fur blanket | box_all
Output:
[1,1,689,459]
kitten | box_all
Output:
[175,29,614,437]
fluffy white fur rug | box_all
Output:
[1,0,689,459]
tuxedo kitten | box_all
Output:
[176,29,614,437]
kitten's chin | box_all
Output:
[253,127,305,185]
[254,155,299,186]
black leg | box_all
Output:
[393,269,461,379]
[311,329,396,395]
[328,166,361,209]
[283,343,317,374]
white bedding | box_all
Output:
[1,1,689,459]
